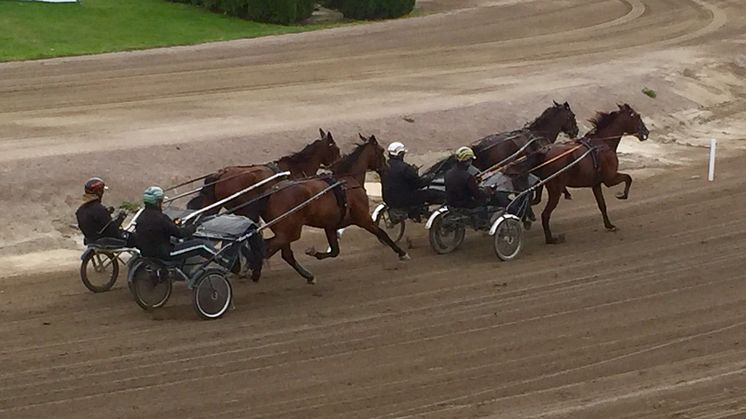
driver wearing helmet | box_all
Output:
[75,177,128,244]
[134,186,216,261]
[444,147,490,209]
[381,142,441,209]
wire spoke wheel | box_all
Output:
[429,215,465,254]
[192,270,233,320]
[80,251,119,293]
[494,218,523,261]
[131,264,172,311]
[375,210,405,243]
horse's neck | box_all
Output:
[589,125,623,151]
[529,117,562,142]
[278,156,319,177]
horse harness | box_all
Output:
[320,176,349,227]
[266,161,283,175]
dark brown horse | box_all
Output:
[473,101,579,170]
[257,135,409,284]
[187,129,341,218]
[537,104,649,244]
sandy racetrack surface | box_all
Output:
[1,0,746,417]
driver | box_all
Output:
[444,147,490,209]
[134,186,216,261]
[381,141,441,209]
[75,177,128,244]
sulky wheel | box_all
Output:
[374,210,406,244]
[130,263,172,311]
[192,269,233,320]
[493,217,523,261]
[80,251,119,293]
[429,215,466,254]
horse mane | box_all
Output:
[277,139,322,165]
[330,141,368,175]
[525,105,560,131]
[586,109,619,136]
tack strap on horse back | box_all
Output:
[579,139,601,172]
[257,180,346,233]
[266,161,282,175]
[320,176,348,226]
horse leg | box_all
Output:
[603,172,633,200]
[541,186,565,244]
[563,187,573,200]
[281,245,316,284]
[306,228,341,260]
[592,184,616,231]
[360,220,410,260]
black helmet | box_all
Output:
[84,177,107,197]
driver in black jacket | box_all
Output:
[381,142,441,209]
[75,177,128,244]
[134,186,216,261]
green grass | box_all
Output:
[0,0,337,62]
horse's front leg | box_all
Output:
[603,172,633,200]
[542,184,565,244]
[592,184,616,231]
[306,228,341,260]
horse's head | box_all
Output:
[358,133,386,173]
[553,100,579,139]
[616,104,649,141]
[317,128,342,166]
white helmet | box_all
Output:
[387,142,407,157]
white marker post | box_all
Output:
[708,139,717,182]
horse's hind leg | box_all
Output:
[281,245,316,284]
[541,185,565,244]
[592,184,616,231]
[604,172,632,200]
[306,228,340,260]
[563,187,573,200]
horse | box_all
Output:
[422,101,579,179]
[536,104,649,244]
[256,134,409,284]
[186,129,341,218]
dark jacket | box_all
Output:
[134,207,194,259]
[76,199,121,243]
[382,158,430,208]
[445,163,486,209]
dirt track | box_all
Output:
[1,0,746,417]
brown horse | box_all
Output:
[537,104,649,244]
[187,129,341,218]
[257,135,409,284]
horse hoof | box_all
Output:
[307,277,317,285]
[523,221,532,231]
[616,193,628,200]
[546,235,566,244]
[400,253,411,261]
[606,226,617,232]
[304,247,317,257]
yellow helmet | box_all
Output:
[455,146,476,162]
